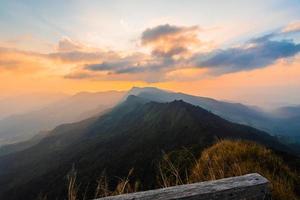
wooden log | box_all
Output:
[95,173,270,200]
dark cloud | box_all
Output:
[115,58,175,74]
[85,55,176,75]
[64,72,96,79]
[142,24,183,43]
[151,47,187,58]
[86,60,131,71]
[141,24,199,44]
[141,24,200,59]
[193,35,300,73]
[85,54,147,72]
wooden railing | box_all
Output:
[96,173,270,200]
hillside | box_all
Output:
[0,96,290,200]
[0,131,47,156]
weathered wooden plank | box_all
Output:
[96,173,270,200]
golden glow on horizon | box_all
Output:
[1,51,300,105]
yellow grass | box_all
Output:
[190,140,299,200]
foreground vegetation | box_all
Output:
[190,140,299,200]
[63,140,299,200]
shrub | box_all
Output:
[190,140,299,200]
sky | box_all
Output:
[0,0,300,107]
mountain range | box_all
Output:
[1,87,300,149]
[0,94,292,200]
[1,87,300,152]
[0,93,67,120]
[128,87,300,140]
[0,91,125,145]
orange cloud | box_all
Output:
[0,37,123,78]
[48,38,121,64]
[0,48,47,74]
[282,21,300,34]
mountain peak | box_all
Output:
[166,99,193,108]
[127,87,168,96]
[171,99,186,104]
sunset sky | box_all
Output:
[1,0,300,107]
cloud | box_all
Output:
[141,24,199,44]
[86,60,132,71]
[0,60,20,70]
[2,23,299,83]
[83,53,176,77]
[0,37,122,67]
[282,21,300,34]
[49,38,120,63]
[151,46,188,58]
[77,24,201,81]
[77,23,300,82]
[57,37,84,52]
[141,24,201,58]
[115,58,176,74]
[64,72,96,79]
[0,40,121,78]
[193,35,300,74]
[48,50,118,63]
[85,53,147,71]
[0,47,53,74]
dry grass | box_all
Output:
[93,168,140,199]
[190,140,299,200]
[66,167,139,200]
[67,165,78,200]
[36,193,48,200]
[157,149,195,187]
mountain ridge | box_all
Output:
[127,87,300,140]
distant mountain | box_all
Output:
[127,87,300,141]
[0,91,125,145]
[0,131,47,156]
[270,105,300,141]
[272,105,300,118]
[2,87,299,147]
[0,95,289,200]
[0,93,67,120]
[127,87,274,131]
